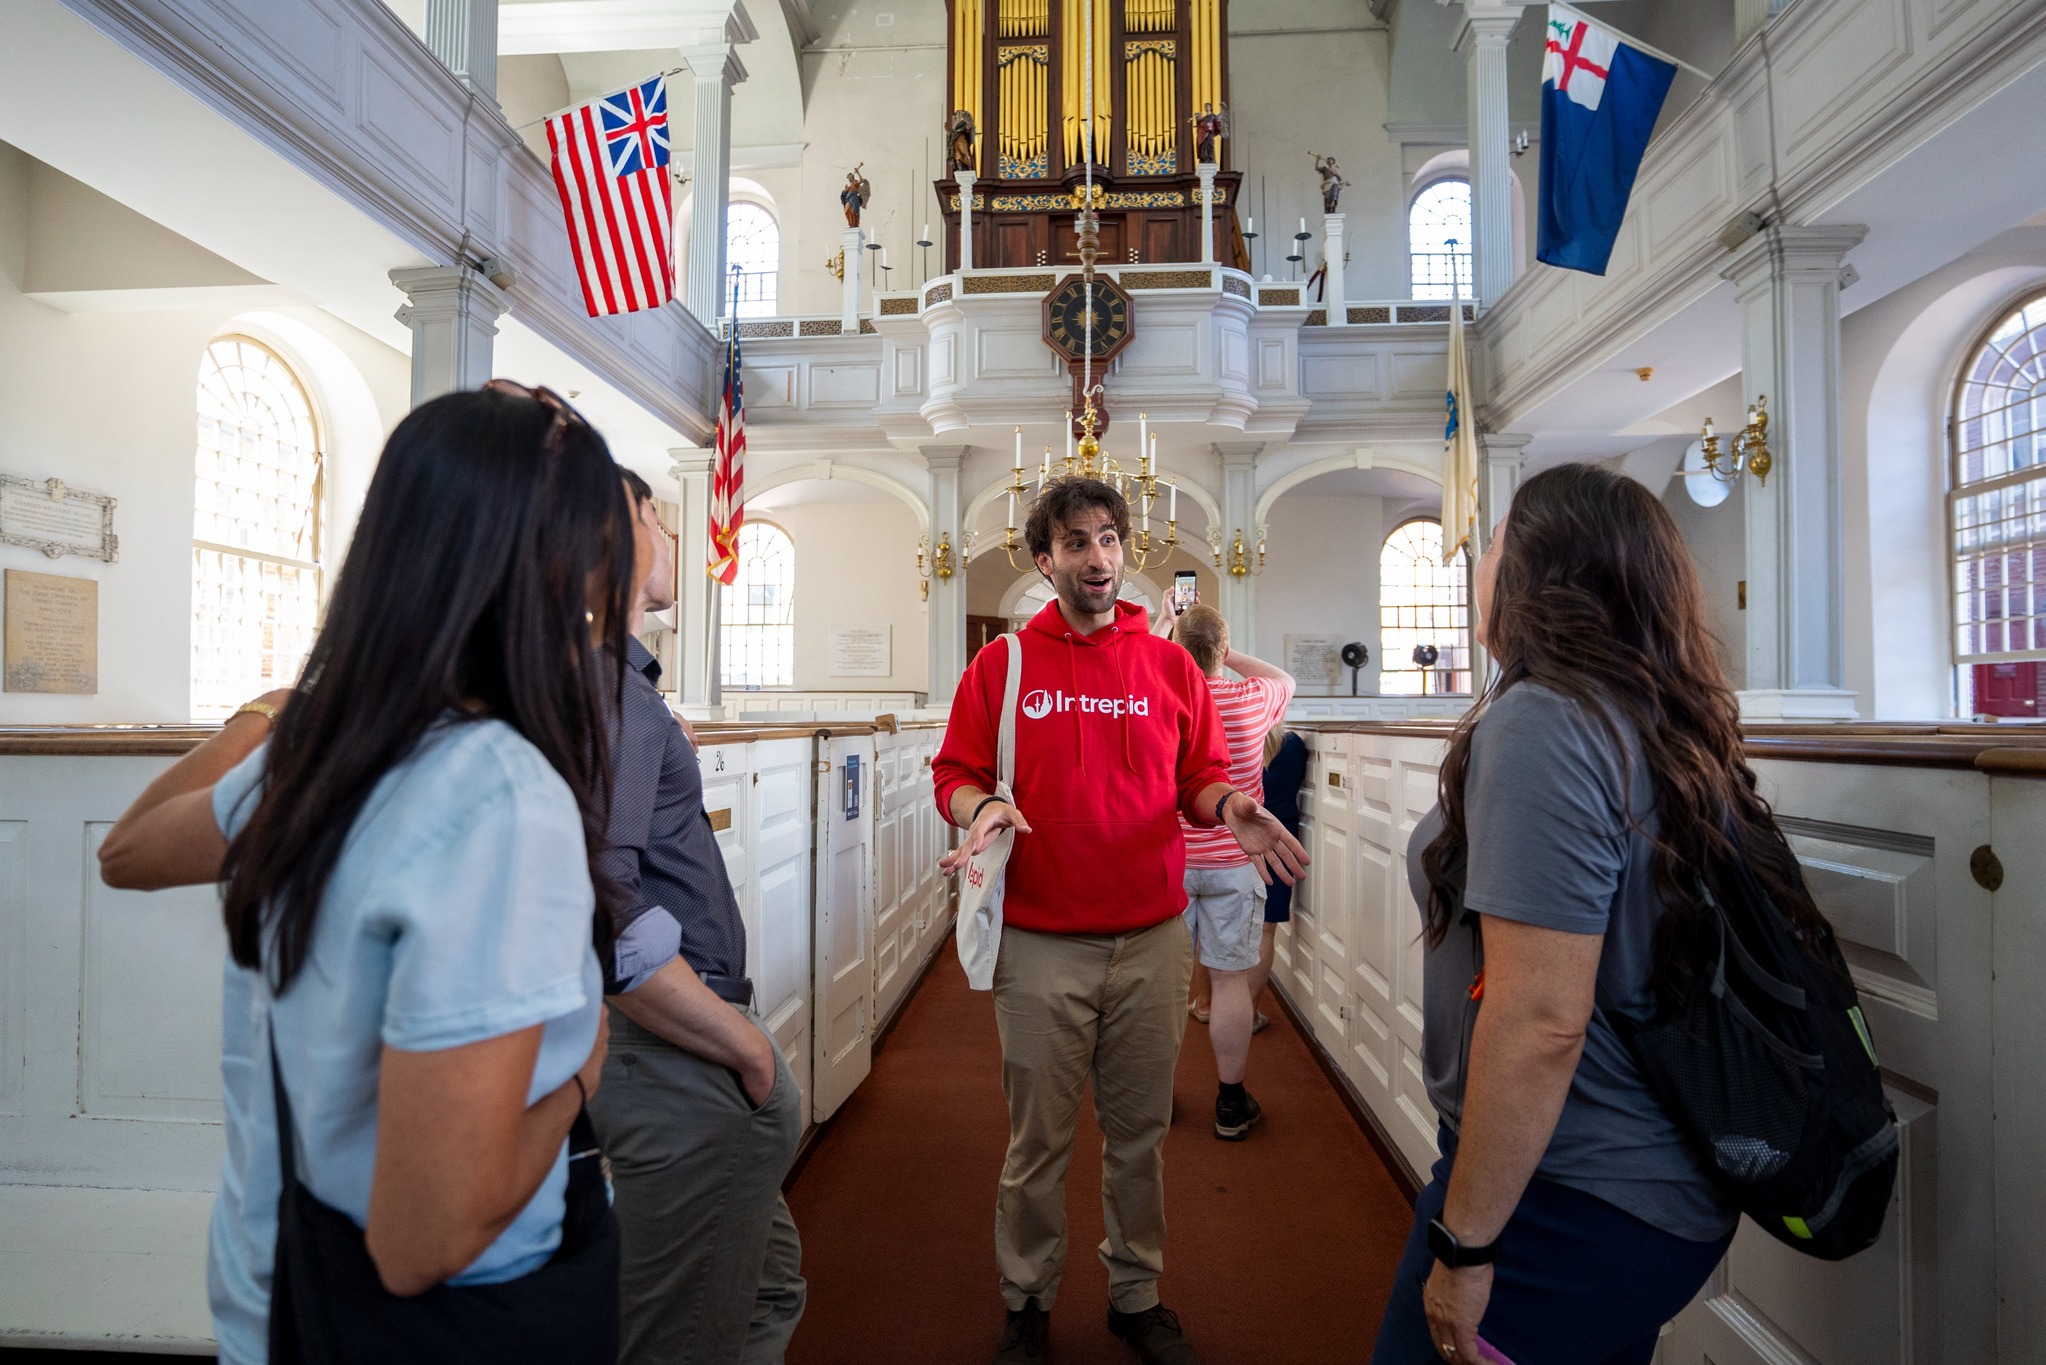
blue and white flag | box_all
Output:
[1537,5,1677,275]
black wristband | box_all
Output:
[1214,791,1236,827]
[967,794,1003,828]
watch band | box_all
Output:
[231,700,279,726]
[1427,1218,1500,1269]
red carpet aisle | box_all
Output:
[785,950,1415,1364]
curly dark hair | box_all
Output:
[1024,475,1131,559]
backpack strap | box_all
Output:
[996,633,1021,794]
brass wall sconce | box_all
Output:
[916,531,956,582]
[1692,394,1773,489]
[1216,527,1266,578]
[823,247,845,281]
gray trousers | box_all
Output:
[588,1005,807,1365]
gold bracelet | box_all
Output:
[231,700,279,726]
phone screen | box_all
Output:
[1172,571,1198,613]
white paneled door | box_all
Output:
[812,734,875,1120]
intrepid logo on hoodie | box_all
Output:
[1021,688,1152,720]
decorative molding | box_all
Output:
[799,318,846,336]
[962,273,1056,294]
[1222,276,1252,299]
[1123,270,1213,290]
[1348,305,1391,324]
[734,320,796,338]
[1258,287,1302,306]
[879,296,920,315]
[925,282,954,305]
[1399,305,1451,323]
[1305,309,1328,326]
[0,475,118,563]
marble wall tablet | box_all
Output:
[0,473,118,562]
[4,569,99,693]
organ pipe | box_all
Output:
[954,0,984,173]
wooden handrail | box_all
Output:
[0,717,951,757]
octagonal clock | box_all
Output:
[1041,273,1135,366]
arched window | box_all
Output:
[1409,179,1474,301]
[1379,519,1471,695]
[721,521,795,688]
[727,202,779,318]
[1952,294,2046,717]
[191,336,323,718]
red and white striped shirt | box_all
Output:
[1180,675,1295,867]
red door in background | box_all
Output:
[1973,661,2042,717]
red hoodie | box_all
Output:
[933,599,1231,935]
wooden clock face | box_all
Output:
[1042,275,1134,364]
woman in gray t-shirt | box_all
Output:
[1373,464,1822,1365]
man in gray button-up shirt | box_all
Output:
[586,471,807,1365]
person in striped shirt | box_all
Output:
[1168,605,1297,1139]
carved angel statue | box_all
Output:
[840,164,872,228]
[1191,102,1227,164]
[945,109,977,175]
[1309,151,1352,214]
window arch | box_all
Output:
[1409,179,1474,302]
[1379,519,1471,695]
[728,202,779,318]
[1952,293,2046,717]
[191,336,324,718]
[721,521,795,688]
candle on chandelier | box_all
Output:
[1014,427,1023,470]
[1139,412,1149,468]
[1040,449,1050,491]
[1150,432,1158,476]
[1169,480,1178,521]
[1065,413,1074,466]
[1299,216,1307,236]
[1008,488,1017,530]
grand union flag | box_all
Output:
[545,75,675,317]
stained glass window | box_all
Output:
[191,336,323,718]
[721,521,795,688]
[1409,179,1474,302]
[728,202,779,318]
[1379,519,1470,695]
[1952,294,2046,717]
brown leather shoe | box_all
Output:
[995,1297,1050,1362]
[1107,1304,1200,1365]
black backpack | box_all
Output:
[1603,827,1897,1260]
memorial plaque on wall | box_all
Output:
[1284,633,1344,695]
[0,473,118,562]
[828,626,892,677]
[4,569,98,693]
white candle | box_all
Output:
[1040,450,1049,491]
[1246,216,1254,235]
[1014,427,1023,470]
[1139,412,1148,467]
[1169,480,1178,521]
[1065,415,1074,466]
[1008,490,1017,528]
[922,222,930,243]
[881,246,889,269]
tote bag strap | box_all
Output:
[997,633,1022,793]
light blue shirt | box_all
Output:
[206,719,602,1362]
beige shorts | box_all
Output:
[1181,863,1266,971]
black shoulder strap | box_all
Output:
[268,1022,299,1188]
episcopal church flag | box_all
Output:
[544,75,675,317]
[708,298,745,586]
[1537,6,1677,275]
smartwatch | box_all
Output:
[1427,1218,1500,1269]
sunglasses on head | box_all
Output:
[483,378,589,446]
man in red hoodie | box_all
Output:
[935,476,1307,1365]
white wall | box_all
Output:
[0,144,409,724]
[1256,495,1385,692]
[749,499,929,693]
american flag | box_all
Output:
[708,295,745,585]
[544,75,674,317]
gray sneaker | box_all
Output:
[1214,1088,1262,1141]
[1107,1304,1200,1365]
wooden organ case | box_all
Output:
[940,0,1246,272]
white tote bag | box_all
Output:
[954,632,1022,990]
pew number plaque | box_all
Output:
[1,473,118,563]
[4,569,98,694]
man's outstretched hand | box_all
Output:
[938,799,1032,874]
[1221,794,1310,886]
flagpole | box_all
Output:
[1549,0,1717,82]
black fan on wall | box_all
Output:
[1341,642,1369,696]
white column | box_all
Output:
[389,265,511,407]
[840,227,866,334]
[1214,443,1262,648]
[1454,3,1527,310]
[682,43,746,326]
[956,168,976,272]
[1197,162,1218,265]
[924,447,969,706]
[424,0,498,103]
[1323,211,1348,324]
[1478,432,1531,546]
[668,450,722,713]
[1725,224,1867,720]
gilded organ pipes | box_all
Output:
[1124,0,1173,31]
[953,0,984,173]
[1124,39,1176,174]
[998,46,1050,177]
[1190,0,1221,131]
[1060,0,1113,167]
[997,0,1050,36]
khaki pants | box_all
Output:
[992,916,1193,1314]
[588,1007,806,1365]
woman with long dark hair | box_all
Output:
[1371,464,1829,1364]
[100,383,640,1363]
